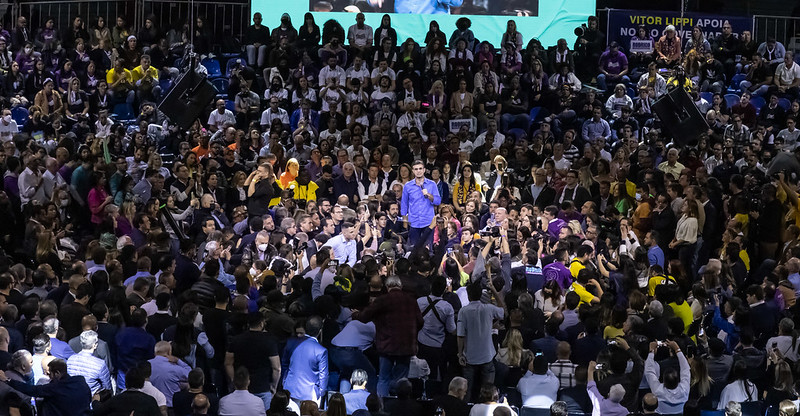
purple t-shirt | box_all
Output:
[599,50,629,75]
[543,261,572,290]
[547,218,566,241]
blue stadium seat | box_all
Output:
[778,97,792,111]
[700,411,724,416]
[750,96,766,113]
[159,78,174,96]
[699,92,713,103]
[211,78,229,96]
[226,57,247,77]
[729,73,746,92]
[528,107,547,127]
[507,128,527,141]
[626,87,636,99]
[738,401,763,416]
[724,93,740,109]
[225,100,235,112]
[112,103,135,121]
[10,106,28,128]
[201,58,223,78]
[520,407,550,416]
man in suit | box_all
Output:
[556,169,591,209]
[593,181,613,214]
[745,285,778,348]
[283,316,329,405]
[520,168,556,211]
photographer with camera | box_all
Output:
[573,16,605,82]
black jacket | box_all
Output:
[92,390,161,416]
[520,183,556,210]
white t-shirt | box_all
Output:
[371,67,396,81]
[207,109,235,131]
[346,65,370,84]
[0,120,17,142]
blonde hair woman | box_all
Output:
[149,152,171,179]
[427,79,447,116]
[496,328,530,368]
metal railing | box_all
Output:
[15,0,138,34]
[753,15,800,49]
[140,0,250,43]
[12,0,249,46]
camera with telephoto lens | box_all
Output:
[479,226,501,238]
[750,197,762,212]
[574,23,587,37]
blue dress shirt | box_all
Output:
[400,178,441,228]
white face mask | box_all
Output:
[2,115,10,123]
[257,243,268,252]
[60,199,69,207]
[249,267,258,276]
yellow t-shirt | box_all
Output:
[668,301,693,334]
[571,281,595,305]
[569,259,585,279]
[740,249,750,271]
[287,180,319,203]
[647,274,675,297]
[603,326,625,340]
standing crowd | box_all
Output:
[0,8,799,416]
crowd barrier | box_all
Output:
[10,0,249,48]
[140,0,250,45]
[753,15,800,55]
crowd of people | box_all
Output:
[1,6,800,416]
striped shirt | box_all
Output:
[67,350,112,394]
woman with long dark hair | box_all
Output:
[452,163,480,214]
[534,279,564,317]
[164,302,213,367]
[297,12,321,56]
[717,360,757,410]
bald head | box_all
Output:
[154,340,172,356]
[192,394,210,413]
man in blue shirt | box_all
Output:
[342,369,371,414]
[401,160,441,248]
[644,230,665,268]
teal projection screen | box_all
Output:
[252,0,596,47]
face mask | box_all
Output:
[2,115,10,123]
[60,199,69,207]
[635,193,642,201]
[249,267,258,276]
[257,243,268,252]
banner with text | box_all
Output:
[606,9,752,53]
